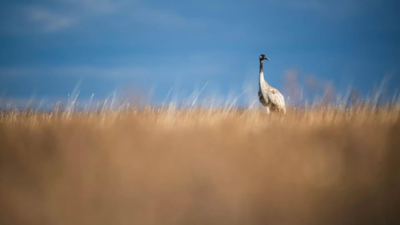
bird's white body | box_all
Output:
[258,58,286,115]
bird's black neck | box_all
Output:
[259,60,264,73]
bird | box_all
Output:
[258,54,286,115]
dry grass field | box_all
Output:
[0,106,400,225]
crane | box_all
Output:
[258,54,286,115]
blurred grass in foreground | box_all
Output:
[0,106,399,225]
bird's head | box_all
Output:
[260,54,270,61]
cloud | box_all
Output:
[0,55,228,79]
[0,0,217,34]
[0,0,133,34]
[26,7,76,32]
[0,66,148,78]
[267,0,381,18]
[0,4,78,34]
[57,0,134,13]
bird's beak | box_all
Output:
[265,58,270,61]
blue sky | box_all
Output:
[0,0,399,106]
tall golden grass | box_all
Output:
[0,106,399,225]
